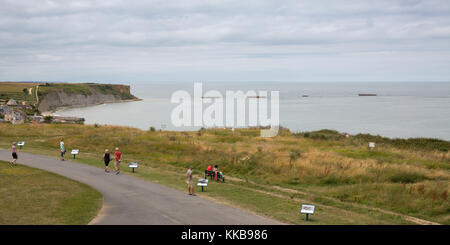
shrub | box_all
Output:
[388,172,429,183]
[197,128,205,136]
[289,150,301,164]
[43,116,53,123]
[318,175,356,185]
[149,126,156,132]
[354,134,450,152]
[441,191,448,200]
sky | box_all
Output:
[0,0,450,83]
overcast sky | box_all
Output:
[1,0,449,83]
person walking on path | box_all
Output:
[103,149,111,173]
[187,166,196,196]
[60,138,66,161]
[11,142,18,165]
[114,147,122,175]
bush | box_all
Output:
[149,126,156,132]
[289,150,301,164]
[319,175,340,185]
[354,134,450,152]
[43,116,53,123]
[389,172,429,183]
[257,146,263,153]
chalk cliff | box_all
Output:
[37,84,137,112]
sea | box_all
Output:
[54,82,450,141]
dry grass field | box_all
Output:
[0,123,448,224]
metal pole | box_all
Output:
[306,214,309,221]
[201,186,204,192]
[132,168,135,173]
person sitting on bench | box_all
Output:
[205,164,214,179]
[213,165,223,181]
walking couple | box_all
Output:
[103,147,122,175]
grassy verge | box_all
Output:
[0,160,102,225]
[0,124,448,224]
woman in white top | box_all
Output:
[60,138,66,161]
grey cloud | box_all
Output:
[0,0,449,82]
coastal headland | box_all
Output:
[0,82,140,123]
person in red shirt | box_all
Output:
[114,147,122,175]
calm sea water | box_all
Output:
[54,82,450,140]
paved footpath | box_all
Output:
[0,149,282,225]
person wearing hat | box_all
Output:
[186,166,196,196]
[114,147,122,175]
[11,142,18,165]
[103,149,111,173]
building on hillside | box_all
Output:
[4,110,26,124]
[0,105,12,115]
[7,99,18,106]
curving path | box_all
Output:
[0,149,282,225]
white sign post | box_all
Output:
[71,149,79,159]
[128,162,139,173]
[369,142,375,150]
[300,204,316,221]
[197,178,209,192]
[17,141,25,149]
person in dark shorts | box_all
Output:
[103,149,111,173]
[11,142,18,165]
